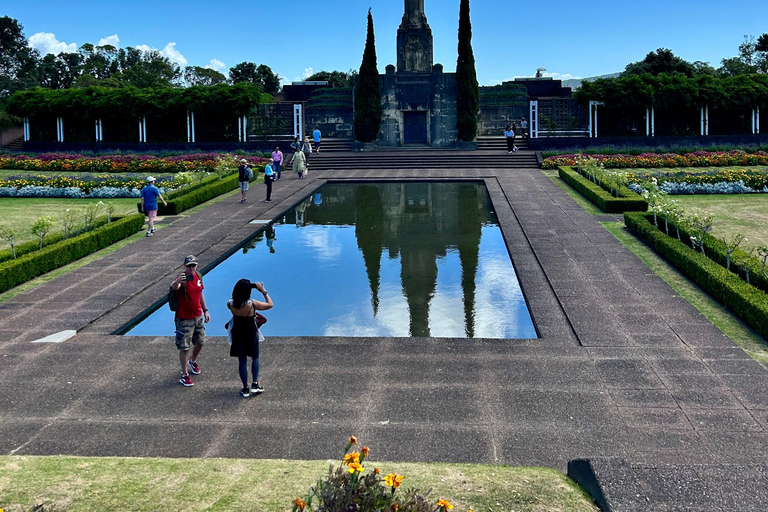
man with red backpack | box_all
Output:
[171,255,210,387]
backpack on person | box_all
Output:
[246,166,254,180]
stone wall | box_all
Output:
[478,105,528,137]
[305,108,354,139]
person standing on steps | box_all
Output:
[312,126,322,153]
[504,124,517,153]
[264,158,275,202]
[271,146,283,180]
[171,255,210,387]
[227,278,273,397]
[140,176,167,237]
[520,117,528,140]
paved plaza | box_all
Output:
[1,152,767,511]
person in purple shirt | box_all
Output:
[140,176,167,237]
[271,147,283,180]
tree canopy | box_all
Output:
[305,70,356,88]
[229,62,280,93]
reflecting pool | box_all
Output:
[126,182,537,338]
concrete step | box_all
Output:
[1,137,24,152]
[307,153,538,170]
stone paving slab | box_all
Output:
[1,162,767,510]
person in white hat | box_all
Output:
[140,176,167,237]
[238,159,253,204]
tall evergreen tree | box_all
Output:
[456,0,479,141]
[354,8,382,143]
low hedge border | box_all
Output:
[137,169,263,215]
[624,211,768,339]
[558,166,648,213]
[0,213,146,293]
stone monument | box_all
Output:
[378,0,458,147]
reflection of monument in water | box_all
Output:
[298,183,489,337]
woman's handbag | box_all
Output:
[254,312,267,328]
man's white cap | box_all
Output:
[146,176,156,182]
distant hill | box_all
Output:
[562,73,621,90]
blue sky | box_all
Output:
[7,0,767,85]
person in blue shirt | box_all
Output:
[140,176,167,237]
[312,127,322,153]
[264,158,275,202]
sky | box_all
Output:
[6,0,768,86]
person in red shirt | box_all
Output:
[171,255,210,387]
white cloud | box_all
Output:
[133,42,188,67]
[205,58,226,71]
[98,34,120,47]
[28,32,78,55]
[302,67,314,79]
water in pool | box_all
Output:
[126,182,537,338]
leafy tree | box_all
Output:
[0,225,16,258]
[0,16,40,98]
[184,66,227,87]
[79,43,119,80]
[718,35,768,75]
[354,8,382,143]
[305,70,355,88]
[229,62,279,93]
[37,52,83,89]
[623,48,696,77]
[456,0,479,141]
[757,34,768,53]
[31,216,54,249]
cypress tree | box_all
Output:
[354,8,382,143]
[456,0,479,141]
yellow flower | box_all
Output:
[391,505,399,512]
[343,452,360,466]
[293,497,306,511]
[347,462,364,473]
[384,473,404,488]
[436,499,453,510]
[349,435,358,445]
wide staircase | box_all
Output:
[308,145,538,172]
[0,136,24,152]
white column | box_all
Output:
[594,103,598,138]
[588,101,593,137]
[56,116,64,142]
[186,112,191,143]
[243,115,247,142]
[23,117,30,141]
[705,104,709,135]
[191,111,196,143]
[700,106,705,136]
[138,119,143,142]
[238,116,242,142]
[646,108,650,136]
[293,104,303,138]
[651,106,655,137]
[753,108,757,134]
[143,116,147,142]
[757,107,760,134]
[529,100,538,138]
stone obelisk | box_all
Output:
[397,0,433,72]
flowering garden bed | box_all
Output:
[559,166,648,213]
[542,150,768,170]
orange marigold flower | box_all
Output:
[343,452,360,465]
[293,497,306,510]
[361,446,370,458]
[436,499,453,510]
[384,473,404,487]
[374,467,380,475]
[347,462,364,473]
[390,504,399,512]
[349,435,358,445]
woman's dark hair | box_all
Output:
[232,278,253,309]
[505,125,511,130]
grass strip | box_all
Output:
[0,455,598,512]
[603,221,768,365]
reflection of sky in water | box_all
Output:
[127,183,537,339]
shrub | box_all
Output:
[624,212,768,339]
[0,214,145,293]
[542,150,768,170]
[559,166,648,213]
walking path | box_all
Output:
[1,155,767,511]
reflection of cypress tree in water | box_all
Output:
[457,185,481,337]
[354,185,385,316]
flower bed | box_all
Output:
[542,150,768,170]
[624,212,768,339]
[559,166,648,213]
[0,153,266,174]
[624,169,768,195]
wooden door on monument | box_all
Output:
[403,111,428,144]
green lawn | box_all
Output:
[670,194,768,252]
[0,456,598,512]
[0,198,142,245]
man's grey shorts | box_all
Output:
[240,181,249,191]
[175,315,205,350]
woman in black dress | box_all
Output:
[227,278,273,397]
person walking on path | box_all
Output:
[140,176,167,237]
[302,135,312,170]
[271,147,283,180]
[227,278,273,397]
[290,135,302,153]
[520,117,528,139]
[312,126,322,153]
[504,125,518,153]
[290,146,307,179]
[171,255,210,387]
[264,158,275,202]
[238,158,253,204]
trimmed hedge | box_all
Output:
[625,212,768,339]
[559,166,648,213]
[137,170,263,215]
[0,214,145,293]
